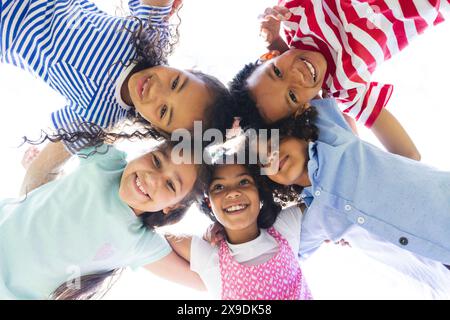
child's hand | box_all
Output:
[203,222,225,247]
[21,146,40,170]
[325,238,352,247]
[259,6,291,46]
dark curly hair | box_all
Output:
[49,140,204,300]
[263,107,319,207]
[197,162,282,230]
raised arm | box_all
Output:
[143,250,206,291]
[20,141,70,195]
[371,108,421,161]
[259,6,291,53]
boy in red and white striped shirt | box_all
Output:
[230,0,449,160]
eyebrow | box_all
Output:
[167,107,173,128]
[167,77,188,128]
[159,148,183,193]
[178,76,189,92]
[266,65,277,81]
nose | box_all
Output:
[289,67,306,86]
[225,189,242,200]
[143,172,159,191]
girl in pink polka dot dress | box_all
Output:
[167,163,312,300]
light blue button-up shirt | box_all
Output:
[299,98,450,264]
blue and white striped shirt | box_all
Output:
[1,0,172,151]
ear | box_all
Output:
[259,50,281,62]
[162,203,184,215]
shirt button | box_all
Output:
[301,194,306,198]
[357,217,365,224]
[344,204,352,211]
[399,237,409,246]
[314,191,321,196]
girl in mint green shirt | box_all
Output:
[0,142,204,299]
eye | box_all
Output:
[167,180,176,193]
[210,184,224,193]
[273,65,282,78]
[288,90,298,104]
[152,154,161,169]
[171,75,180,90]
[239,178,251,186]
[160,105,168,119]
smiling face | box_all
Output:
[127,66,214,133]
[208,165,260,243]
[119,146,198,216]
[247,49,327,123]
[261,137,311,187]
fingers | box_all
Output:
[21,146,40,170]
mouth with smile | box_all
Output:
[137,75,152,100]
[222,202,250,215]
[278,155,289,172]
[299,58,317,83]
[134,174,152,200]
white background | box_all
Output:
[0,0,449,299]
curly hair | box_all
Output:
[197,163,282,230]
[263,107,320,208]
[21,121,163,156]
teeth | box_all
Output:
[301,59,316,81]
[141,78,150,96]
[225,204,247,213]
[136,177,147,195]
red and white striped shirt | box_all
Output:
[279,0,449,127]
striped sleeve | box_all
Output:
[334,82,394,128]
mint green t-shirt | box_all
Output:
[0,145,171,299]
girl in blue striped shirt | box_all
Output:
[1,0,229,192]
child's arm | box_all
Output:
[371,108,421,161]
[143,250,206,291]
[20,141,70,195]
[166,234,193,261]
[259,6,291,53]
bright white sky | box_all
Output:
[1,0,449,299]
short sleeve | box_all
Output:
[190,235,218,274]
[336,82,393,128]
[273,205,302,255]
[129,230,172,269]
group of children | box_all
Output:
[1,0,450,299]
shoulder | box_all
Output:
[190,235,219,273]
[77,144,126,164]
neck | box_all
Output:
[225,225,260,245]
[295,169,311,187]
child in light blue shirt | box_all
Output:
[0,142,204,299]
[256,98,450,265]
